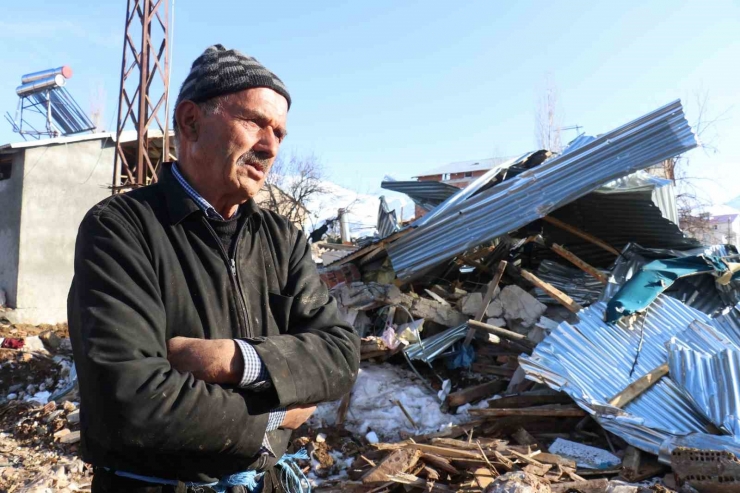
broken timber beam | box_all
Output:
[445,380,507,408]
[468,406,586,418]
[467,319,535,347]
[608,363,669,408]
[520,269,583,313]
[487,391,573,409]
[542,216,621,257]
[464,260,508,347]
[470,363,517,378]
[551,243,608,285]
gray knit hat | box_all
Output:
[174,44,291,113]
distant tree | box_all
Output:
[658,90,731,240]
[263,151,327,230]
[535,75,563,153]
[89,83,106,132]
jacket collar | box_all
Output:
[159,162,262,227]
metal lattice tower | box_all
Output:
[112,0,171,192]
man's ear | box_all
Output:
[175,101,200,142]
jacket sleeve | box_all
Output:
[251,228,361,408]
[69,209,268,459]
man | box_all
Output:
[68,45,360,492]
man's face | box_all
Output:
[193,87,288,200]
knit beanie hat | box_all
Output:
[174,44,291,113]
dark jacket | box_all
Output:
[67,163,360,484]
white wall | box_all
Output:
[13,139,115,323]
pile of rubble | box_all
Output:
[307,100,740,492]
[0,321,89,492]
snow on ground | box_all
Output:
[303,181,415,239]
[308,362,487,441]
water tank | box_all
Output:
[21,66,73,84]
[16,74,66,97]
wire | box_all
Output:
[629,306,649,378]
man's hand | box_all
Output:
[280,404,317,430]
[167,337,243,385]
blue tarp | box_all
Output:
[606,255,739,323]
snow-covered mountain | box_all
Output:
[303,181,415,239]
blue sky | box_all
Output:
[1,0,738,203]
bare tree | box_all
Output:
[535,75,563,153]
[262,151,327,229]
[663,90,732,240]
[89,83,106,132]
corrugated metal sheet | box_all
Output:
[540,190,700,268]
[519,295,718,457]
[414,156,512,177]
[414,151,546,227]
[599,243,740,316]
[533,260,605,306]
[377,196,400,238]
[380,180,460,211]
[710,306,740,347]
[387,101,698,280]
[668,321,740,436]
[597,171,678,224]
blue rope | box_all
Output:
[109,448,310,493]
[276,449,311,493]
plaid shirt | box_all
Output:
[171,163,285,440]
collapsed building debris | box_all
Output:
[304,100,740,492]
[4,99,737,492]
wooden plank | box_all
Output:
[534,453,576,469]
[542,216,621,257]
[551,243,608,285]
[488,391,573,409]
[467,320,535,346]
[361,448,422,484]
[430,438,507,452]
[420,453,460,475]
[520,269,584,313]
[463,260,508,346]
[473,467,497,489]
[384,472,454,492]
[332,228,410,267]
[608,363,669,408]
[445,380,507,408]
[336,392,352,425]
[407,443,487,460]
[468,406,586,418]
[470,363,517,378]
[391,399,417,429]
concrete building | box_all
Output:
[704,205,740,247]
[0,131,170,323]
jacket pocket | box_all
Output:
[267,292,294,334]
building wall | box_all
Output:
[14,140,116,323]
[706,216,740,247]
[0,151,25,307]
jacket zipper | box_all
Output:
[231,226,254,337]
[201,218,252,338]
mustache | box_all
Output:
[236,151,273,172]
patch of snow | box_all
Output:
[303,181,414,239]
[309,363,479,441]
